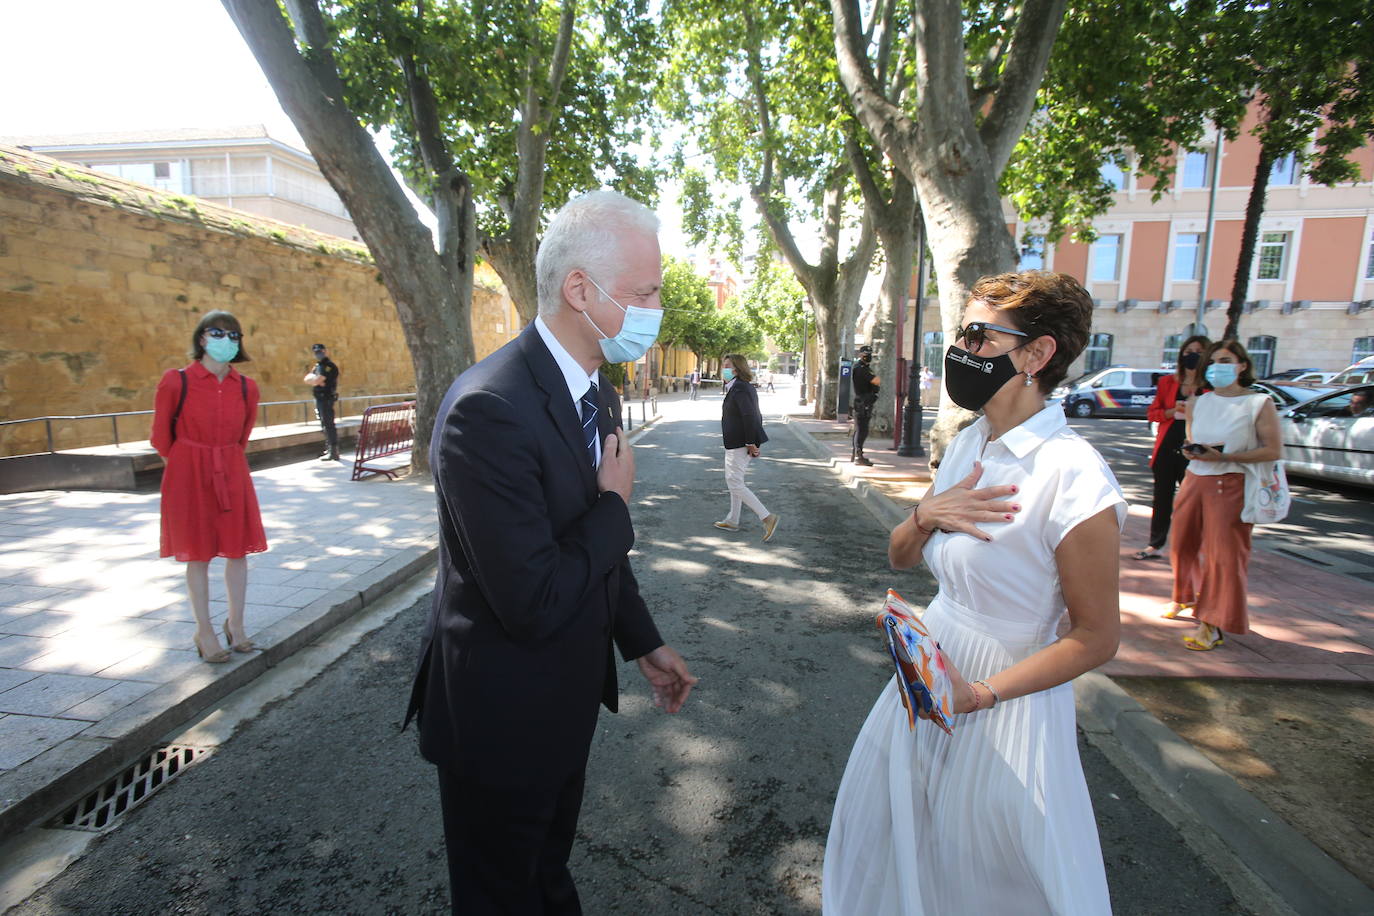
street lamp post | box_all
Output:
[897,215,926,457]
[798,310,809,406]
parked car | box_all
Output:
[1289,371,1338,384]
[1056,366,1164,418]
[1278,384,1374,489]
[1263,367,1323,382]
[1328,356,1374,387]
[1250,380,1334,409]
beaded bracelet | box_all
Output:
[974,679,1000,707]
[968,682,983,712]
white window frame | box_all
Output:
[1100,160,1125,192]
[1254,231,1291,281]
[1085,333,1114,373]
[1365,226,1374,281]
[1162,333,1185,369]
[1019,233,1046,271]
[1269,152,1297,186]
[1354,337,1374,365]
[1090,234,1123,283]
[1181,150,1211,189]
[1173,232,1202,281]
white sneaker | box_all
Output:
[713,519,740,531]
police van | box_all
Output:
[1055,366,1163,418]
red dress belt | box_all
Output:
[177,436,237,513]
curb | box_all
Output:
[783,417,1374,915]
[0,545,437,843]
[780,415,913,530]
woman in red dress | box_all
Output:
[151,310,268,663]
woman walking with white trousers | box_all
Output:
[715,354,780,541]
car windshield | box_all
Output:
[1061,372,1094,390]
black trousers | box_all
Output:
[436,762,586,915]
[852,410,871,457]
[1148,421,1189,549]
[314,393,338,449]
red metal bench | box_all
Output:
[351,401,416,481]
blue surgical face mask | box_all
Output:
[1205,362,1238,388]
[204,336,239,363]
[723,367,735,382]
[582,275,663,364]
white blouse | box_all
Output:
[923,404,1127,638]
[1188,391,1266,476]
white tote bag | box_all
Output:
[1241,460,1290,523]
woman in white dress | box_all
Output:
[824,271,1126,915]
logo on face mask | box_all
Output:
[943,345,1020,410]
[581,275,663,364]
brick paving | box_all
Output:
[781,398,1374,684]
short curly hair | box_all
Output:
[966,271,1093,394]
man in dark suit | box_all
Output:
[405,190,697,914]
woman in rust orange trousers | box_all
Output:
[1166,339,1281,650]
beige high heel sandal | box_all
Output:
[223,621,257,653]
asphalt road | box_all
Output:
[12,401,1253,914]
[1067,414,1374,583]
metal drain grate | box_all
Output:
[55,744,212,831]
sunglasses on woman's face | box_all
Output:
[955,321,1028,352]
[205,328,243,341]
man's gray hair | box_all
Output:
[536,190,660,318]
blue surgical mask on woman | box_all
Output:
[204,336,239,363]
[581,275,663,364]
[1205,362,1238,388]
[723,367,735,382]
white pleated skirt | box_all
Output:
[822,594,1112,915]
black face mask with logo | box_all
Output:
[1180,351,1200,371]
[944,345,1020,411]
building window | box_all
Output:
[153,161,170,179]
[1365,228,1374,280]
[1019,234,1045,271]
[1182,150,1211,189]
[1173,232,1202,281]
[1255,231,1290,281]
[1247,335,1276,380]
[1090,234,1122,282]
[1162,333,1184,368]
[1269,153,1297,186]
[923,331,944,377]
[1355,337,1374,364]
[1085,333,1113,372]
[1100,160,1124,191]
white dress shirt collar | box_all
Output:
[972,403,1068,460]
[534,316,599,409]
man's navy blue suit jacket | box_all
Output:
[405,323,663,783]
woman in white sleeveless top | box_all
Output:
[1165,339,1281,650]
[824,272,1125,915]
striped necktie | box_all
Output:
[580,384,598,467]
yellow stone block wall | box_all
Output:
[0,149,516,456]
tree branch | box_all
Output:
[978,0,1067,175]
[829,0,918,179]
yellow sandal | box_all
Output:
[1162,602,1195,620]
[1183,625,1224,651]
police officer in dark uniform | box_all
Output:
[304,343,340,460]
[850,344,880,466]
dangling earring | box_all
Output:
[1024,371,1036,387]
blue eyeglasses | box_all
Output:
[205,328,243,341]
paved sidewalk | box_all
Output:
[780,398,1374,683]
[0,457,438,838]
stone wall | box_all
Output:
[0,146,516,457]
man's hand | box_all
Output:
[597,428,634,503]
[635,645,698,713]
[746,444,760,457]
